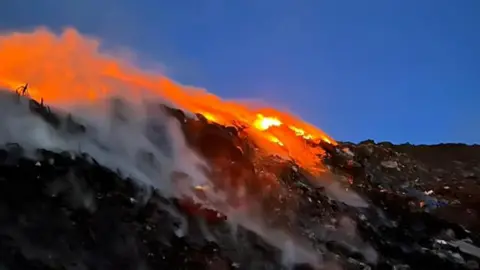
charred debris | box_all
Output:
[0,91,479,270]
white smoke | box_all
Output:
[0,89,328,268]
[0,90,208,200]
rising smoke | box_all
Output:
[0,89,327,268]
[0,26,376,269]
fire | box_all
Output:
[267,135,284,147]
[0,27,336,173]
[253,114,282,131]
[201,112,217,122]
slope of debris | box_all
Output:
[337,141,480,269]
[0,93,479,270]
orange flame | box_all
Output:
[0,27,336,173]
[253,114,282,131]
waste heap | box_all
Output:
[0,96,479,270]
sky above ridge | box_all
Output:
[1,0,479,144]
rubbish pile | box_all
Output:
[0,94,479,270]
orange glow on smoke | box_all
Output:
[0,27,336,173]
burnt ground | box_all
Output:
[0,96,479,270]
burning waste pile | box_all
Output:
[0,28,479,270]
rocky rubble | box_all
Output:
[334,141,480,269]
[0,94,479,270]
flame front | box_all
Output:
[253,114,282,131]
[0,27,336,173]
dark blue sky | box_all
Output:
[1,0,479,144]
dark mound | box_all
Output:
[0,96,479,270]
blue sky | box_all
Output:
[1,0,479,144]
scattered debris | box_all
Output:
[381,160,399,169]
[0,94,478,270]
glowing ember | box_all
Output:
[267,135,284,147]
[253,114,282,131]
[201,112,217,122]
[289,126,313,140]
[0,27,336,174]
